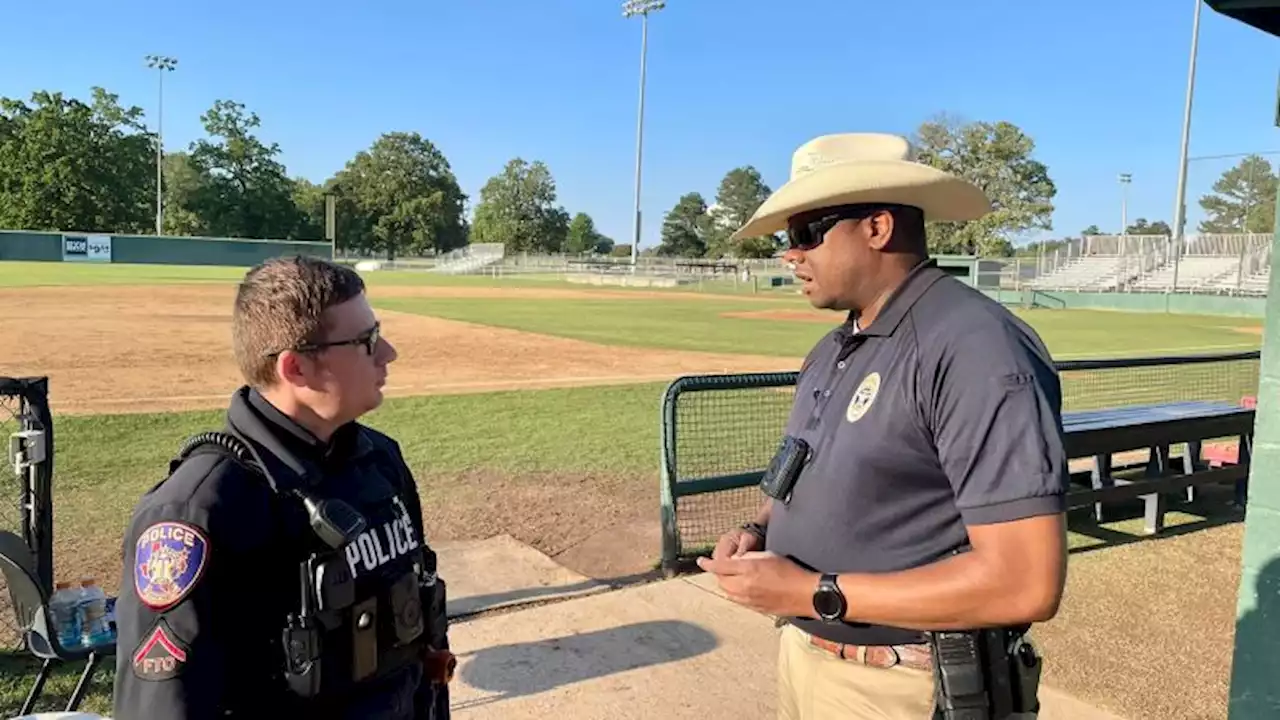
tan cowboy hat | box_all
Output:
[730,132,991,241]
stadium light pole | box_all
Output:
[1169,0,1203,301]
[624,0,665,267]
[146,54,178,236]
[1119,173,1131,235]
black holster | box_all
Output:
[929,628,1042,719]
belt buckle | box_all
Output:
[861,645,900,669]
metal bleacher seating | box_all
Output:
[1029,233,1272,296]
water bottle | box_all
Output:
[78,577,114,647]
[48,581,83,650]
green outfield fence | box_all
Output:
[657,349,1262,575]
[0,229,332,266]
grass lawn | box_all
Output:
[375,295,1262,361]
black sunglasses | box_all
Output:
[786,204,900,251]
[267,322,381,358]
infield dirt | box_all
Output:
[0,284,801,415]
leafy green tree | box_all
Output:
[565,212,610,254]
[704,166,777,258]
[0,88,154,233]
[914,116,1056,256]
[470,158,569,253]
[1198,155,1277,234]
[657,192,710,257]
[185,99,301,239]
[1125,218,1171,236]
[327,132,468,256]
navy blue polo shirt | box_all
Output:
[766,259,1068,646]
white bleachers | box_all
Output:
[1029,255,1144,291]
[431,243,506,275]
[1128,256,1242,292]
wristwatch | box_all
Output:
[740,521,767,542]
[812,573,847,622]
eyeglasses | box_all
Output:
[786,204,898,251]
[266,322,381,358]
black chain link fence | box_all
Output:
[659,351,1261,572]
[0,377,55,652]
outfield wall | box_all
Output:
[0,229,332,266]
[983,287,1266,317]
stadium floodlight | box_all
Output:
[145,54,178,236]
[1118,174,1131,236]
[623,0,666,267]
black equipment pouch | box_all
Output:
[930,628,1040,719]
[351,596,379,682]
[283,614,323,698]
[759,435,811,504]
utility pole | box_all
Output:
[1169,0,1202,299]
[1119,173,1132,236]
[623,0,665,267]
[145,54,178,236]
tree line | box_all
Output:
[1,87,1273,260]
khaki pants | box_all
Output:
[777,623,1038,720]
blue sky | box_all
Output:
[4,0,1279,249]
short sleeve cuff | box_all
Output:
[960,493,1065,526]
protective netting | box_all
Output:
[1058,353,1260,413]
[0,378,54,652]
[664,378,796,554]
[661,353,1261,562]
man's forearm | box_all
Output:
[824,550,1060,631]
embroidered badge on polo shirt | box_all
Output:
[846,371,881,423]
[134,521,210,610]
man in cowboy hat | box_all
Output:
[697,133,1068,719]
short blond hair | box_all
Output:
[232,255,366,388]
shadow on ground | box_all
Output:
[453,620,718,711]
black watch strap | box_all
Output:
[741,521,767,540]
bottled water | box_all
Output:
[78,577,114,647]
[48,581,83,650]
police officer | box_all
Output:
[697,133,1069,719]
[112,255,452,719]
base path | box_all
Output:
[0,285,800,415]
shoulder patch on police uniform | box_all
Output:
[846,371,881,423]
[134,521,210,610]
[132,617,189,681]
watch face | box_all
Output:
[814,588,843,618]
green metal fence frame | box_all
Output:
[659,371,798,575]
[658,350,1262,577]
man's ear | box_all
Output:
[275,350,313,388]
[866,210,896,251]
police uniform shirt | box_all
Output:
[112,387,443,720]
[766,259,1069,647]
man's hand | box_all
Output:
[711,526,761,561]
[696,551,818,618]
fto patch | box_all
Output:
[133,618,189,681]
[846,371,881,424]
[135,521,209,610]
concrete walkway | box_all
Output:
[439,539,1127,720]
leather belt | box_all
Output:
[806,633,933,672]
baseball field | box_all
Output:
[0,259,1265,719]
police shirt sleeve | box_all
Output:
[112,463,275,720]
[925,322,1068,526]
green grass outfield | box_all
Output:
[0,260,1267,715]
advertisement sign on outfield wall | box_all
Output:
[62,234,113,262]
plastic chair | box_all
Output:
[0,531,116,715]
